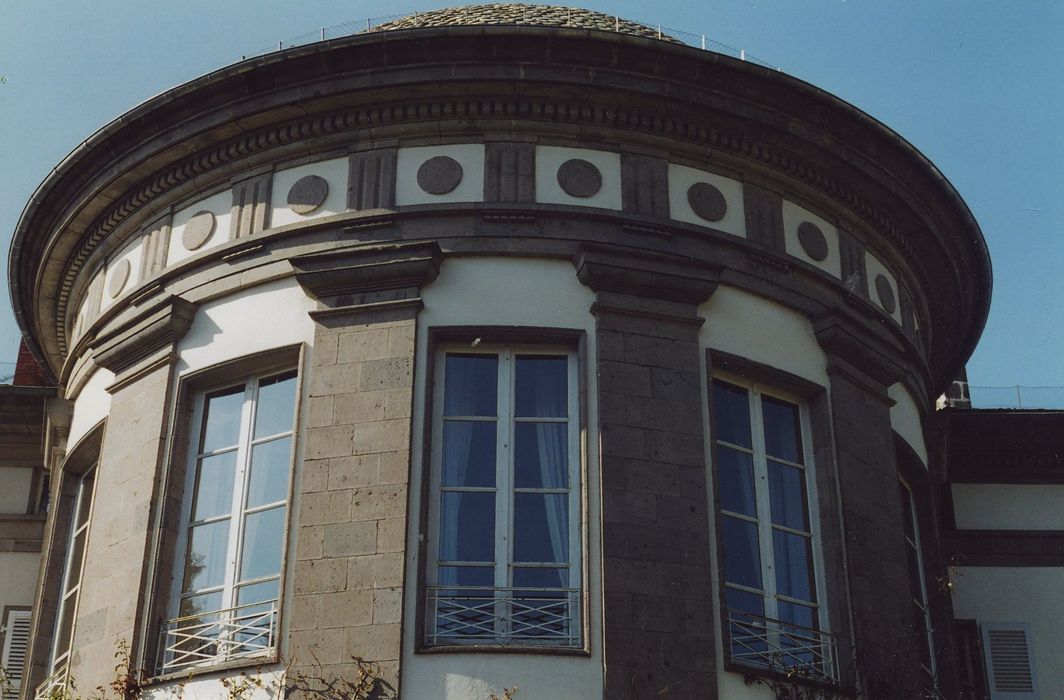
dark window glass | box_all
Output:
[444,355,498,417]
[713,380,752,448]
[515,356,568,417]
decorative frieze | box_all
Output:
[229,173,272,239]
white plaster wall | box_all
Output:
[270,157,350,228]
[402,257,603,699]
[68,366,116,448]
[0,551,40,608]
[864,251,902,324]
[99,238,144,313]
[0,468,33,513]
[951,566,1064,696]
[396,145,486,206]
[141,667,284,699]
[888,383,928,466]
[175,278,316,375]
[781,200,841,279]
[167,190,234,267]
[535,146,622,210]
[699,285,829,387]
[952,484,1064,530]
[667,164,746,237]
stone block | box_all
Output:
[376,517,406,553]
[290,594,321,631]
[358,357,413,391]
[290,627,347,665]
[294,558,347,594]
[351,420,410,456]
[298,490,353,526]
[334,391,387,425]
[309,363,362,398]
[320,589,374,628]
[373,587,403,624]
[337,328,392,363]
[346,622,401,663]
[306,396,335,429]
[296,525,324,560]
[323,520,378,558]
[329,454,381,490]
[351,484,407,523]
[300,458,331,493]
[306,425,355,460]
[602,488,656,525]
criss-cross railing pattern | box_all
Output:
[427,586,580,647]
[158,601,277,673]
[33,662,69,700]
[727,609,839,682]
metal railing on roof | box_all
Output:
[244,12,779,70]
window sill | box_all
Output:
[416,643,590,657]
[726,662,852,697]
[147,650,280,685]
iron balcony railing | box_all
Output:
[33,662,70,700]
[158,600,277,674]
[727,608,839,683]
[427,586,581,648]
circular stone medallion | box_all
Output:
[417,156,464,195]
[108,258,131,299]
[182,210,216,251]
[557,159,602,198]
[686,182,727,222]
[875,274,897,314]
[797,221,829,262]
[288,175,330,214]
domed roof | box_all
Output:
[369,4,681,43]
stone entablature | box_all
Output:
[68,144,912,355]
[10,24,989,399]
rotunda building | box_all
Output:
[9,5,991,699]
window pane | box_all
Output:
[515,355,567,417]
[513,567,569,589]
[179,590,224,619]
[722,515,762,590]
[442,422,496,488]
[192,451,237,520]
[200,385,245,453]
[514,423,568,489]
[237,578,279,607]
[514,493,569,563]
[778,600,819,669]
[184,520,230,592]
[713,381,751,448]
[440,492,494,562]
[437,565,494,586]
[898,483,916,542]
[54,596,76,660]
[762,396,802,463]
[726,587,765,617]
[726,588,767,664]
[76,472,95,527]
[768,462,809,531]
[444,355,498,417]
[718,446,756,516]
[254,373,296,439]
[66,530,86,591]
[239,506,286,581]
[246,437,291,508]
[773,530,815,602]
[905,544,924,600]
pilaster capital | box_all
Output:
[90,295,196,376]
[573,245,720,306]
[291,241,443,308]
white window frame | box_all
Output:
[48,465,97,674]
[712,374,832,674]
[898,476,936,680]
[425,344,582,648]
[163,369,297,671]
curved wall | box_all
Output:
[10,19,988,700]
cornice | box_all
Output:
[10,28,989,394]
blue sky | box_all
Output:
[2,1,1061,403]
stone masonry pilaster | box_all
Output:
[289,242,441,691]
[575,246,720,700]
